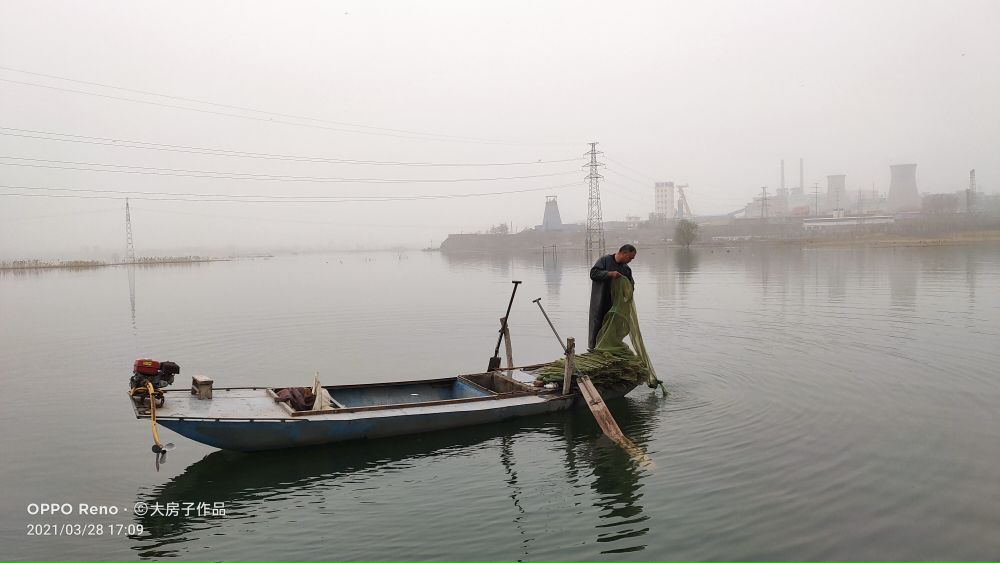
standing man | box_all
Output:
[589,244,636,350]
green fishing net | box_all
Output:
[537,277,660,388]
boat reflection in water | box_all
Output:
[127,395,659,560]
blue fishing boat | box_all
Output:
[128,361,637,452]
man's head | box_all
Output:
[614,244,637,264]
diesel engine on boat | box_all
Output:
[129,359,180,390]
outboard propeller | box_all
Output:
[152,442,175,471]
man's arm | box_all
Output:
[590,256,609,281]
[590,255,622,281]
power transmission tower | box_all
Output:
[760,186,769,220]
[584,142,606,257]
[125,198,137,329]
[124,198,136,265]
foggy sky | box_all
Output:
[1,0,998,259]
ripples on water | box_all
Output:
[1,244,999,560]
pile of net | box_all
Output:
[536,277,660,389]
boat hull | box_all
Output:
[158,394,575,451]
[139,372,639,452]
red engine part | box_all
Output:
[134,359,160,375]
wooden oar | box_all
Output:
[534,298,653,468]
[576,372,654,468]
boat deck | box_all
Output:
[143,387,293,420]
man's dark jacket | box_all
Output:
[589,254,634,350]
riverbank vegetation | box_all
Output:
[0,256,225,270]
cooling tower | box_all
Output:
[826,175,847,213]
[888,164,919,212]
[542,196,563,230]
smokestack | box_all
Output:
[888,164,919,212]
[799,158,804,191]
[781,160,785,191]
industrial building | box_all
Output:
[652,182,674,220]
[802,216,895,230]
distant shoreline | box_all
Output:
[438,229,1000,255]
[0,256,239,271]
[701,230,1000,248]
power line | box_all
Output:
[0,75,574,146]
[605,168,743,208]
[0,206,119,223]
[604,167,661,196]
[6,183,582,200]
[0,181,583,203]
[603,156,661,183]
[0,65,504,141]
[0,127,581,167]
[0,156,580,184]
[131,206,485,230]
[602,169,656,200]
[601,186,649,205]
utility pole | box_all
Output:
[585,142,606,258]
[812,182,820,217]
[969,169,976,213]
[760,186,769,220]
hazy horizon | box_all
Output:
[2,0,998,260]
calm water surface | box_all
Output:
[1,244,999,560]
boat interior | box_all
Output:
[269,371,544,416]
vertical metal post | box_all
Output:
[563,337,575,395]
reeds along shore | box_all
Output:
[0,256,224,270]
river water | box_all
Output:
[1,244,998,560]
